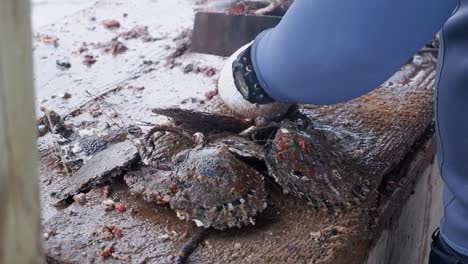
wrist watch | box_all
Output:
[232,45,275,104]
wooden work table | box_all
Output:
[35,1,441,263]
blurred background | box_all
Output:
[31,0,94,28]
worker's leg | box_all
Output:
[430,230,468,263]
[433,0,468,261]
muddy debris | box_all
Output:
[204,67,217,77]
[113,254,132,261]
[82,54,97,65]
[60,92,72,99]
[179,97,204,105]
[102,19,121,29]
[100,245,114,258]
[164,29,192,68]
[164,58,179,69]
[37,109,74,138]
[36,33,59,47]
[184,64,218,76]
[97,225,123,241]
[102,185,112,197]
[204,89,218,100]
[103,199,116,211]
[72,193,87,204]
[88,104,103,117]
[183,63,193,73]
[119,26,147,39]
[115,203,127,212]
[43,148,82,176]
[142,59,156,66]
[173,40,190,58]
[102,40,128,55]
[186,64,218,76]
[77,46,89,54]
[56,59,71,69]
[117,25,160,42]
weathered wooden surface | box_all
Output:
[0,0,42,263]
[367,152,441,264]
[41,139,435,264]
[35,0,439,263]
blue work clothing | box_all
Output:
[251,0,468,256]
[430,230,468,264]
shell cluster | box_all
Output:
[130,112,372,228]
[132,128,267,230]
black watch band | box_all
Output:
[232,45,275,104]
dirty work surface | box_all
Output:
[36,0,438,263]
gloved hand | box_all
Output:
[218,42,292,119]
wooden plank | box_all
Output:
[36,1,440,263]
[41,136,436,264]
[0,0,42,263]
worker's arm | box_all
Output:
[250,0,459,104]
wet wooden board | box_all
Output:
[41,138,435,264]
[36,0,439,263]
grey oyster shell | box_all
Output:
[124,167,176,204]
[136,130,194,169]
[265,122,370,208]
[170,145,267,230]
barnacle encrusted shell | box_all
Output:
[136,130,194,169]
[124,167,176,204]
[265,122,370,208]
[128,130,193,204]
[170,145,267,230]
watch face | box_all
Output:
[234,71,250,99]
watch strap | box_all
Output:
[232,45,275,104]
